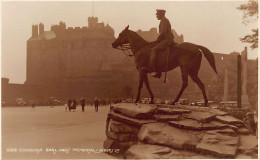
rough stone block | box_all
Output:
[137,122,203,150]
[157,104,211,112]
[209,108,228,116]
[156,108,191,115]
[183,111,216,123]
[235,153,254,159]
[154,114,180,121]
[196,131,239,158]
[107,131,136,142]
[110,119,139,133]
[238,135,258,158]
[206,128,237,137]
[168,119,220,130]
[215,115,243,125]
[237,127,251,135]
[108,111,156,127]
[111,103,157,119]
[124,143,215,159]
[124,144,172,159]
[210,120,239,131]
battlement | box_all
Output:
[32,24,38,37]
[30,17,114,40]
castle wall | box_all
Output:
[3,17,257,106]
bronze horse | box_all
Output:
[112,26,217,106]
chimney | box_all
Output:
[32,24,38,37]
[39,23,44,35]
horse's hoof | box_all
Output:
[170,102,175,105]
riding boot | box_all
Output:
[149,50,156,72]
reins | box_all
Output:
[114,44,134,57]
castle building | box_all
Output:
[2,17,258,108]
[23,16,186,100]
[26,17,123,87]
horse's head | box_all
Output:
[112,25,130,49]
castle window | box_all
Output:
[221,57,224,61]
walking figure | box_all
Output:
[71,99,77,112]
[31,103,35,111]
[80,98,86,112]
[94,97,99,112]
[67,99,72,111]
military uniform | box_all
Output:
[150,10,174,75]
[153,17,174,52]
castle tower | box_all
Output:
[88,17,98,28]
[59,21,66,31]
[39,23,44,35]
[32,24,38,37]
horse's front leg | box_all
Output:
[135,70,144,103]
[171,72,188,105]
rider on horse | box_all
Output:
[150,9,175,78]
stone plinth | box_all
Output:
[103,103,258,159]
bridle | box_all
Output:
[114,44,134,57]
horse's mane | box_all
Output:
[128,30,149,45]
[127,30,151,69]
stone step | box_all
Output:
[168,119,220,130]
[215,115,244,126]
[154,114,180,121]
[183,111,217,123]
[111,103,157,119]
[108,110,157,127]
[156,108,191,115]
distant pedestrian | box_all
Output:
[71,99,77,112]
[80,98,86,112]
[68,99,72,109]
[31,103,35,111]
[50,100,54,108]
[94,97,99,112]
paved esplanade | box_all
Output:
[2,106,116,159]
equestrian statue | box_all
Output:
[112,10,217,106]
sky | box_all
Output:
[1,0,258,84]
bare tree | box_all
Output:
[237,0,258,49]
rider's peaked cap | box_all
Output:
[156,9,166,15]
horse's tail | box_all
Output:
[197,45,218,74]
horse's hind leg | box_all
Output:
[143,71,154,104]
[189,73,208,106]
[135,70,144,103]
[171,71,188,105]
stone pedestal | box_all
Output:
[104,103,258,159]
